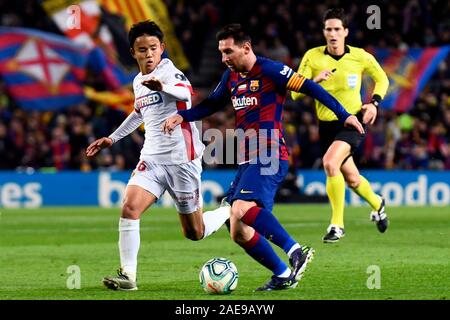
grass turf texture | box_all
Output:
[0,205,448,300]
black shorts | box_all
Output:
[318,113,366,156]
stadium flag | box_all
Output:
[99,8,135,68]
[42,0,135,89]
[87,46,135,90]
[99,0,191,72]
[41,0,101,50]
[84,86,134,114]
[0,27,88,111]
[364,46,450,112]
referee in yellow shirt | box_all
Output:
[291,8,390,243]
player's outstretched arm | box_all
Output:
[86,137,113,157]
[294,76,364,134]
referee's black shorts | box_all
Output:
[318,113,366,156]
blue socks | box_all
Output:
[242,206,297,253]
[238,206,298,276]
[241,232,288,276]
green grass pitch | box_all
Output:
[0,204,448,300]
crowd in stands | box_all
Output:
[0,0,449,172]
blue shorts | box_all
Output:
[225,160,289,212]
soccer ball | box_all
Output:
[199,257,239,294]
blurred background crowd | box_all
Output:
[0,0,449,172]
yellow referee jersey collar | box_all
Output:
[324,45,350,60]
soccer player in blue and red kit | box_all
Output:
[164,24,364,291]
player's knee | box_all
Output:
[323,158,339,176]
[230,207,241,220]
[121,202,141,219]
[183,227,204,241]
[231,200,254,219]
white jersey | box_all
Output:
[132,58,204,164]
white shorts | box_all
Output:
[128,157,203,214]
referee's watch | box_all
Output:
[370,94,381,108]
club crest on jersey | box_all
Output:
[135,92,163,110]
[250,80,259,92]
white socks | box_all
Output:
[202,205,231,239]
[117,206,230,281]
[277,268,292,278]
[118,217,140,282]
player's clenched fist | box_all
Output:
[86,137,113,157]
[162,114,183,135]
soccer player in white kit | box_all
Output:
[86,21,230,291]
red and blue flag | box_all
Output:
[364,46,450,112]
[0,27,89,111]
[87,46,135,90]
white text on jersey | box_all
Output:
[136,92,163,110]
[231,96,258,110]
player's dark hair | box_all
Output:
[323,8,348,28]
[129,20,164,48]
[216,23,252,45]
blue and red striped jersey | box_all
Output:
[223,56,296,162]
[178,56,351,164]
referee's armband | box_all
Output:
[286,73,306,92]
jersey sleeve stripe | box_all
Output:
[176,100,195,160]
[175,83,194,95]
[286,73,306,92]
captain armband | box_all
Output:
[286,73,306,92]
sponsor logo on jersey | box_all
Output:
[135,92,163,110]
[231,96,258,110]
[237,84,247,93]
[279,65,292,77]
